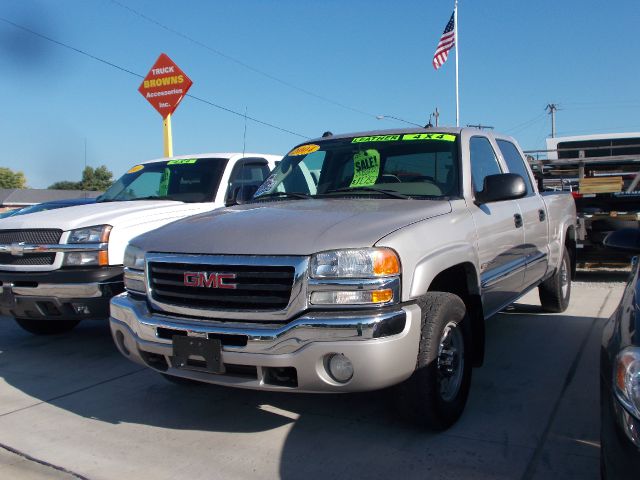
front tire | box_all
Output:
[539,246,571,313]
[395,292,472,430]
[15,318,80,335]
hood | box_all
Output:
[0,200,215,232]
[132,199,452,256]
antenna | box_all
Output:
[242,106,248,157]
[84,137,87,198]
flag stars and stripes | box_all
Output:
[433,12,455,70]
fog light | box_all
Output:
[327,354,354,383]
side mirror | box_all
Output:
[603,228,640,253]
[226,184,259,206]
[475,173,526,204]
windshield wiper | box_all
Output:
[321,187,411,199]
[253,191,311,200]
[126,196,182,202]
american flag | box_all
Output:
[433,12,455,70]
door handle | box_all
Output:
[514,213,523,228]
[538,209,546,222]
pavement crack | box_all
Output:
[0,441,91,480]
[520,289,612,480]
[0,367,146,418]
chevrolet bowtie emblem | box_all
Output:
[9,242,26,256]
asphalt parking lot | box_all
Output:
[0,271,629,480]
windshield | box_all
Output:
[98,158,229,203]
[254,133,459,200]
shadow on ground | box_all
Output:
[0,294,606,480]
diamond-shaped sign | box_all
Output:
[138,53,193,118]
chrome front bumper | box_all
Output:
[110,293,422,392]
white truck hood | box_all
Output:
[0,200,213,231]
[0,200,220,269]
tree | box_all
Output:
[81,165,113,191]
[48,165,114,191]
[0,167,27,189]
[49,181,81,190]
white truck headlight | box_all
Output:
[67,225,111,244]
[63,225,111,267]
[310,248,400,279]
[123,245,146,294]
[614,347,640,419]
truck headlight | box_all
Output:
[67,225,111,244]
[123,245,146,294]
[614,347,640,419]
[310,248,400,279]
[123,245,145,270]
[63,225,111,267]
[309,248,400,306]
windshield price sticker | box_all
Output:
[402,133,456,142]
[352,135,401,143]
[167,159,198,165]
[158,168,171,196]
[350,149,381,187]
[288,144,320,156]
[126,165,144,174]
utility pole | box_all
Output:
[545,103,558,138]
[433,107,439,127]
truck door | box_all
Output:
[497,139,549,288]
[468,136,526,317]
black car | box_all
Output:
[601,228,640,479]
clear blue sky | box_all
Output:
[2,0,639,188]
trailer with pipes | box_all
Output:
[526,132,640,264]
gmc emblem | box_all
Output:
[183,272,238,289]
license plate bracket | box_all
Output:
[172,335,224,374]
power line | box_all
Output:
[0,16,309,139]
[109,0,379,119]
[504,113,547,134]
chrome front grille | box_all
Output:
[0,229,62,244]
[149,261,296,311]
[0,229,62,266]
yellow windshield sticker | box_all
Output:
[158,168,170,196]
[402,133,456,142]
[127,165,144,174]
[288,144,320,156]
[167,159,197,165]
[352,135,401,143]
[350,149,381,187]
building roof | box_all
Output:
[0,189,103,207]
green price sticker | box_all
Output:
[158,168,171,196]
[167,159,198,165]
[402,133,456,142]
[352,135,401,143]
[350,149,381,187]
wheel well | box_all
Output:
[428,263,485,367]
[565,226,577,278]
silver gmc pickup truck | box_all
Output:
[110,127,576,429]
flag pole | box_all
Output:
[454,0,459,127]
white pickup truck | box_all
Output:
[0,152,280,335]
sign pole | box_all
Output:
[163,114,173,157]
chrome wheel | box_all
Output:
[560,257,569,299]
[437,321,464,402]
